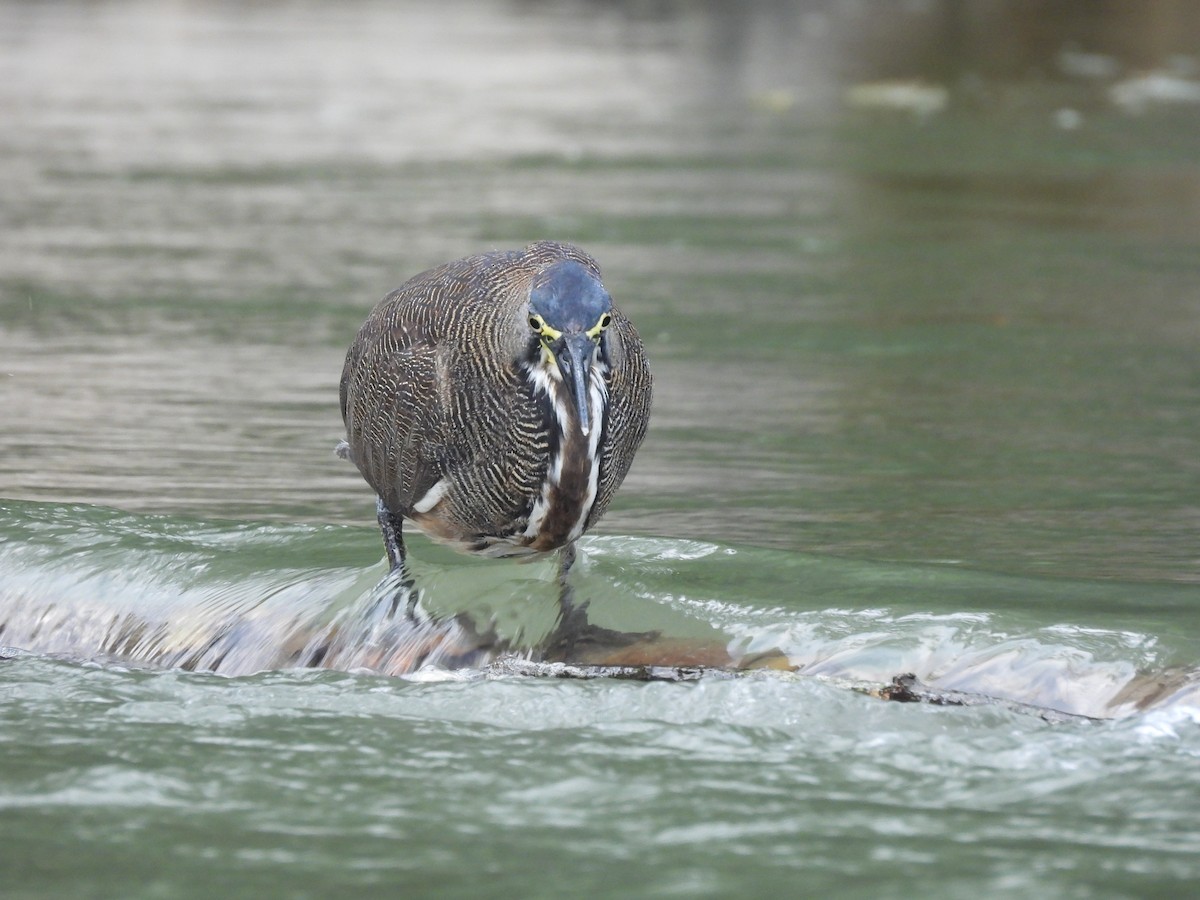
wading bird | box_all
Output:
[337,241,652,586]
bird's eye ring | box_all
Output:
[599,313,613,329]
[528,315,542,332]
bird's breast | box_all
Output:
[521,365,607,551]
[403,362,608,558]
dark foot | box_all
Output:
[371,563,422,621]
[540,547,660,662]
[541,594,661,662]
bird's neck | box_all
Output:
[522,362,608,550]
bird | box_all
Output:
[337,241,652,578]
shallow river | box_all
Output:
[3,1,1200,897]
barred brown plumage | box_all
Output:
[338,241,652,574]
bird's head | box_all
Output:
[527,260,614,437]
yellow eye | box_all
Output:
[600,313,612,329]
[529,314,542,332]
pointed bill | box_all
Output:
[558,332,597,436]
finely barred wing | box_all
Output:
[433,344,549,536]
[340,245,562,527]
[340,284,446,516]
[590,312,652,527]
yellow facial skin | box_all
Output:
[528,312,612,367]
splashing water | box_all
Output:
[3,501,1197,722]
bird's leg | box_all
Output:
[555,541,601,637]
[376,497,407,574]
[375,497,423,619]
[541,542,660,662]
[556,541,577,599]
[545,542,587,658]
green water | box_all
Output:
[4,1,1200,897]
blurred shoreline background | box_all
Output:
[4,5,1200,898]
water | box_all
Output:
[4,1,1200,896]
